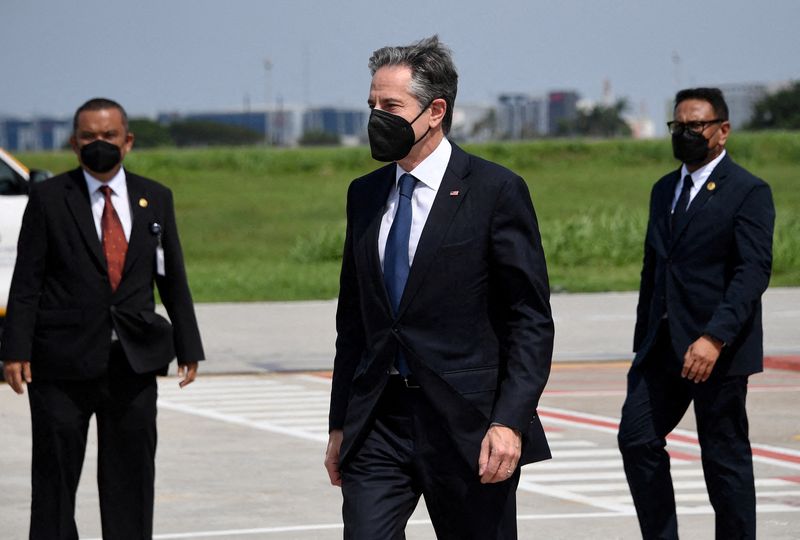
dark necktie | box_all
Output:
[100,186,128,292]
[671,174,693,232]
[383,173,417,377]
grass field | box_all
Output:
[18,131,800,301]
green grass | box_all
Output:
[18,131,800,300]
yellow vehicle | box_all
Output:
[0,148,51,323]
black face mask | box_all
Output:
[80,140,122,173]
[367,103,432,162]
[671,129,710,165]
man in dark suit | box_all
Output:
[324,36,554,539]
[1,97,205,540]
[618,88,775,539]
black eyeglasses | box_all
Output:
[667,119,723,135]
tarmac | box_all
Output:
[1,287,798,539]
[190,286,800,374]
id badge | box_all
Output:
[156,247,165,276]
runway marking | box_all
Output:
[86,502,800,540]
[157,375,800,521]
[538,406,800,470]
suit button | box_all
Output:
[392,327,399,333]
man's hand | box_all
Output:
[478,424,522,484]
[325,429,344,487]
[3,360,32,395]
[682,335,723,383]
[177,362,198,388]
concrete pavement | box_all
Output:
[188,287,800,374]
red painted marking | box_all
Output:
[539,407,800,466]
[751,447,800,464]
[539,409,618,430]
[764,356,800,372]
[668,449,700,461]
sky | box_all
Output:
[3,0,799,131]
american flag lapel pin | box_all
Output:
[449,190,459,196]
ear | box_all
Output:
[717,121,731,147]
[428,98,447,129]
[124,131,135,152]
[69,135,80,156]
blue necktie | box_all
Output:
[384,173,417,377]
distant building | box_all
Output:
[157,107,302,146]
[496,94,545,139]
[717,83,768,129]
[547,91,580,135]
[0,117,71,151]
[450,103,496,143]
[302,107,367,145]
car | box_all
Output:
[0,148,51,343]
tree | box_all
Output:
[168,120,263,147]
[128,118,174,148]
[558,99,632,138]
[746,82,800,130]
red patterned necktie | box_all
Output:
[99,185,128,291]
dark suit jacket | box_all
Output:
[0,168,204,379]
[329,144,554,469]
[633,154,774,376]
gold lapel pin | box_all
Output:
[139,198,148,208]
[706,182,716,191]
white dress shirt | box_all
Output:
[672,149,727,212]
[83,168,133,242]
[378,137,452,268]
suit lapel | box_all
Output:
[64,168,106,271]
[361,168,396,313]
[397,146,470,316]
[122,173,153,278]
[670,156,730,249]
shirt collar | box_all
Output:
[681,149,726,188]
[396,137,452,191]
[83,167,127,197]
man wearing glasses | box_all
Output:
[618,88,774,539]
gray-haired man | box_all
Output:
[324,36,554,539]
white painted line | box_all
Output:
[244,409,328,418]
[518,480,634,513]
[547,440,598,449]
[551,449,625,458]
[521,468,706,482]
[571,478,794,493]
[532,459,624,470]
[156,400,327,443]
[157,390,312,400]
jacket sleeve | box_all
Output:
[703,183,775,345]
[155,188,205,364]
[487,176,554,433]
[328,183,366,432]
[0,185,48,361]
[633,187,658,352]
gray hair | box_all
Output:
[368,35,458,134]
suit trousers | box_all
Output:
[27,341,158,540]
[341,376,519,540]
[617,321,755,540]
